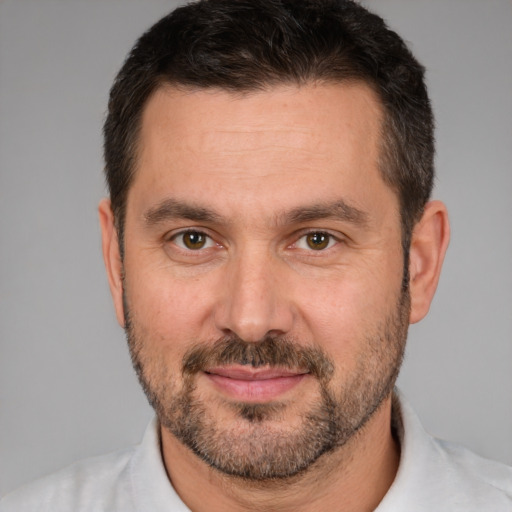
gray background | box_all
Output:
[1,0,511,497]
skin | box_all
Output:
[99,83,449,511]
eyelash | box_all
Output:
[168,229,342,253]
[293,231,340,251]
[170,229,217,251]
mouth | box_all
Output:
[203,365,309,402]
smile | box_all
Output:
[203,366,309,402]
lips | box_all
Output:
[204,365,308,401]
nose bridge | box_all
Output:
[215,242,293,342]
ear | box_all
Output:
[408,200,450,324]
[98,198,125,327]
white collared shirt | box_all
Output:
[2,392,511,511]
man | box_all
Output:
[2,0,511,510]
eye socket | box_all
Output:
[296,232,337,251]
[172,230,215,250]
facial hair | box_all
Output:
[124,289,410,481]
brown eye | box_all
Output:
[184,232,205,249]
[306,232,330,250]
[174,231,212,250]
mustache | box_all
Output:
[182,335,334,381]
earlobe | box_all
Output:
[408,200,450,324]
[98,198,126,327]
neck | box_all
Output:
[160,395,400,512]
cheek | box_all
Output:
[294,259,403,359]
[124,260,218,353]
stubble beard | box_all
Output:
[124,289,410,481]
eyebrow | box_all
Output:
[143,198,369,228]
[144,199,222,225]
[285,200,369,227]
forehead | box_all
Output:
[138,81,383,158]
[129,82,395,224]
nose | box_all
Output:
[214,247,294,342]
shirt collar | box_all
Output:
[129,417,191,512]
[128,389,510,511]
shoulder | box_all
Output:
[378,391,512,511]
[0,447,136,512]
[1,418,187,512]
[436,437,512,500]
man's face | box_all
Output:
[117,83,409,479]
